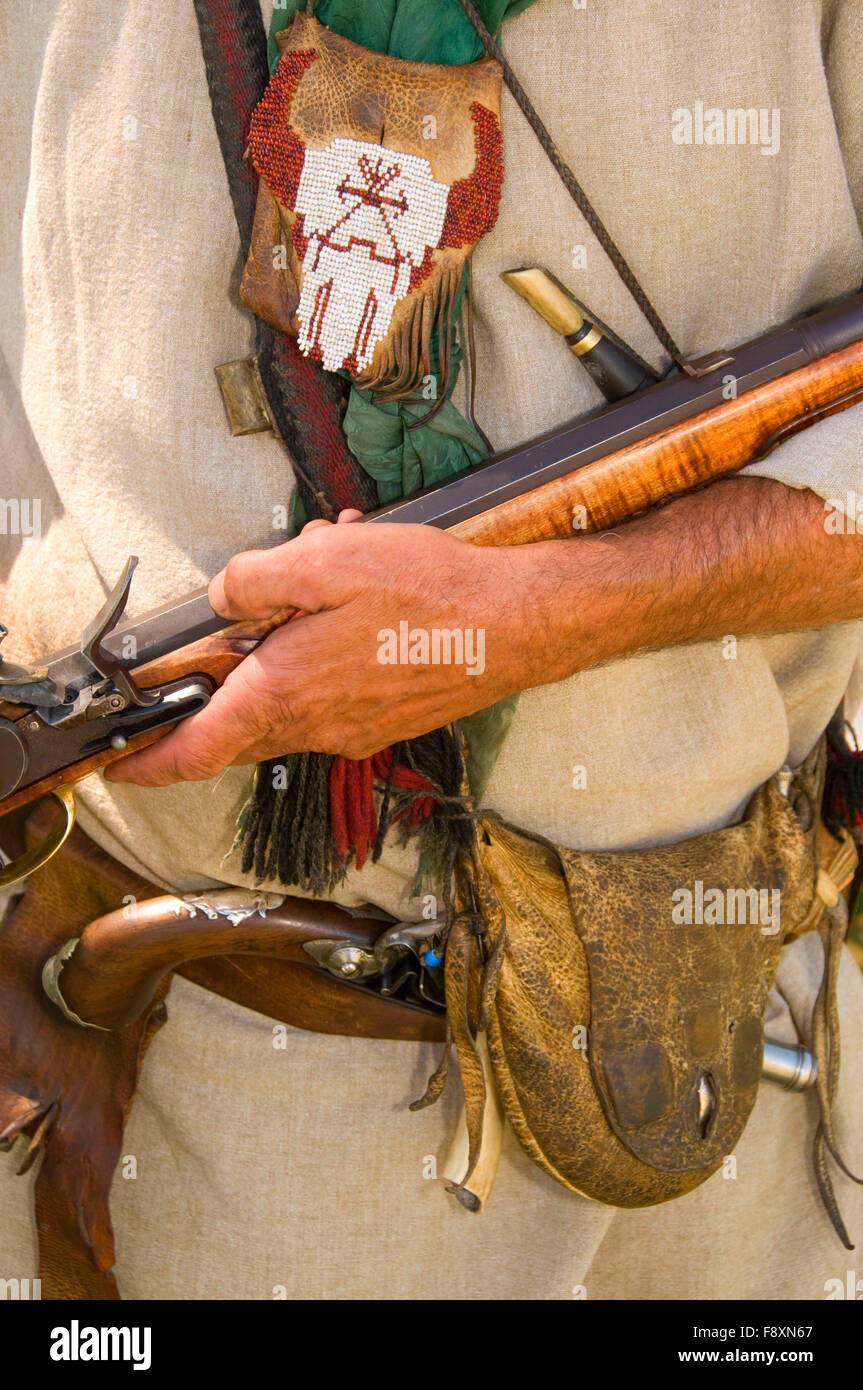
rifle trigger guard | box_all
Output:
[0,785,76,891]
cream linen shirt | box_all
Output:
[1,0,862,1299]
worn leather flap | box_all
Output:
[476,820,717,1206]
[557,774,814,1172]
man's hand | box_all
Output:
[106,477,863,788]
[106,512,536,785]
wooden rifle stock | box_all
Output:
[3,310,863,824]
[450,337,863,545]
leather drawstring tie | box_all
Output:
[410,809,508,1212]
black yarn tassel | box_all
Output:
[241,753,335,895]
[240,728,469,893]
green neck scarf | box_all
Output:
[268,1,537,71]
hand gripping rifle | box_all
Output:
[2,289,863,888]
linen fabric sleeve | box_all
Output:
[741,0,863,518]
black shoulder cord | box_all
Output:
[455,0,725,378]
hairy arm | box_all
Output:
[520,475,863,686]
[107,476,863,785]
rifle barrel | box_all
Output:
[367,289,863,533]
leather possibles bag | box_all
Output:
[440,740,861,1235]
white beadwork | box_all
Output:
[294,137,450,373]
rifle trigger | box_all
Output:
[81,557,160,709]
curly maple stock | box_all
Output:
[449,339,863,545]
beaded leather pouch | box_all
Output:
[241,11,503,400]
[436,741,862,1243]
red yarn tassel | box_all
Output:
[328,748,439,871]
[329,754,377,870]
[372,749,437,831]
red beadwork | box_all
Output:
[439,102,504,249]
[408,244,436,291]
[291,211,308,261]
[247,48,317,206]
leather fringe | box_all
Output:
[410,810,509,1210]
[358,262,462,424]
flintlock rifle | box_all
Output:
[2,288,863,887]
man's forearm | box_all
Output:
[508,476,863,692]
[107,475,863,779]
